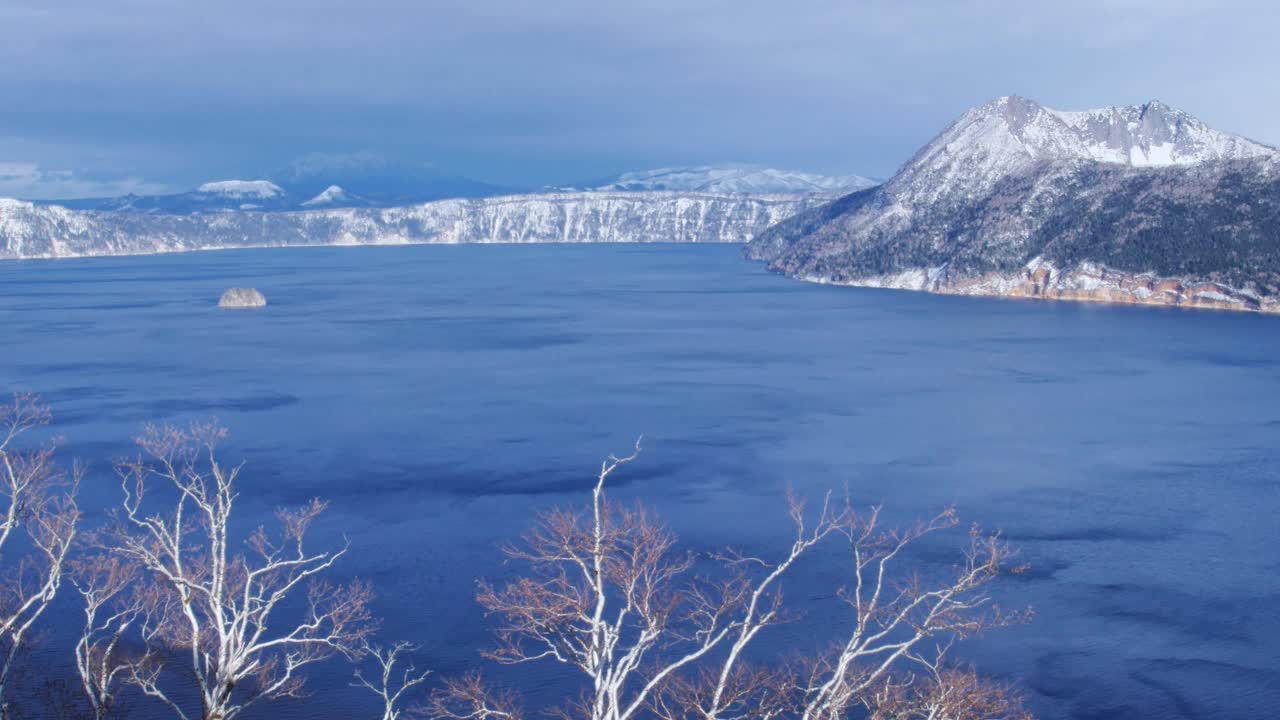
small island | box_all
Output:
[218,287,267,309]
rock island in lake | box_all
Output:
[218,287,267,309]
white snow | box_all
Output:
[196,180,284,199]
[853,266,946,291]
[1024,256,1060,281]
[1033,98,1274,167]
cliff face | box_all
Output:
[0,192,825,259]
[747,96,1280,314]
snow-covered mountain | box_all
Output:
[576,165,879,195]
[195,180,285,199]
[0,192,827,259]
[748,96,1280,314]
[301,185,368,208]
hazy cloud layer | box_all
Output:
[0,162,168,200]
[1,0,1276,196]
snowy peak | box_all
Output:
[301,185,355,207]
[889,95,1278,203]
[936,95,1276,170]
[196,180,285,199]
[584,166,879,195]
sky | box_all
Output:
[1,0,1277,198]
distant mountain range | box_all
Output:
[51,180,300,213]
[45,167,507,215]
[34,163,870,215]
[270,153,511,206]
[747,96,1280,314]
[566,166,879,195]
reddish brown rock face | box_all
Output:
[922,263,1278,315]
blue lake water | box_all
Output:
[2,243,1278,719]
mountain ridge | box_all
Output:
[568,165,879,195]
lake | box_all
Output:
[2,243,1278,720]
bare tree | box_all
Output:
[477,444,719,720]
[69,553,148,720]
[108,422,374,720]
[477,444,845,720]
[478,445,1030,720]
[0,393,80,719]
[353,640,433,720]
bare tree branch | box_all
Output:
[69,550,151,720]
[0,393,80,720]
[353,640,433,720]
[424,672,521,720]
[797,508,1032,720]
[866,664,1034,720]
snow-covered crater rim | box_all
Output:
[196,180,285,198]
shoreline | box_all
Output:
[794,261,1280,316]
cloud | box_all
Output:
[0,161,169,200]
[0,0,1276,185]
